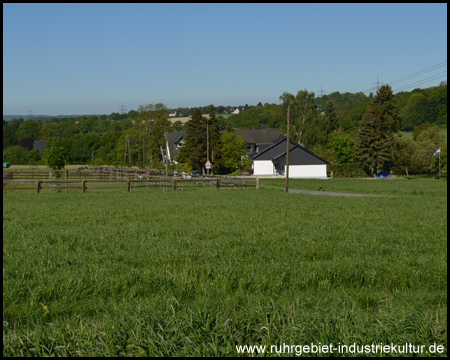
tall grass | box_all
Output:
[3,180,447,356]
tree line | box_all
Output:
[3,83,447,176]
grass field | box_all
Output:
[3,179,447,356]
[398,129,447,142]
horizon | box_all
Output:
[3,82,445,119]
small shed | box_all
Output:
[252,137,329,178]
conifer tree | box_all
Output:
[207,105,223,170]
[182,109,207,171]
[355,85,402,175]
[355,106,391,175]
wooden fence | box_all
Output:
[3,175,259,193]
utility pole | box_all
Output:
[206,123,209,175]
[124,134,130,165]
[164,132,168,191]
[285,105,290,193]
[142,137,145,166]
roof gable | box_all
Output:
[273,145,329,165]
[253,137,329,164]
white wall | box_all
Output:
[253,160,274,175]
[289,164,327,178]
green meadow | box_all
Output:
[3,179,447,356]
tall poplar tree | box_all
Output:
[136,103,172,167]
[279,90,317,148]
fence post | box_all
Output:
[256,176,259,189]
[37,180,41,194]
[65,170,68,193]
[216,177,220,190]
[82,180,86,193]
[128,179,131,192]
[173,178,177,192]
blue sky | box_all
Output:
[3,3,447,116]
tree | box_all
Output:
[3,119,23,150]
[355,85,402,175]
[3,145,29,165]
[412,123,432,141]
[326,130,355,163]
[409,139,437,174]
[68,133,101,164]
[220,131,251,173]
[39,122,59,140]
[415,124,445,145]
[95,132,123,165]
[78,118,94,134]
[180,109,208,171]
[401,93,428,130]
[119,119,133,131]
[61,124,79,138]
[18,137,35,151]
[16,120,42,141]
[45,139,67,173]
[206,106,222,170]
[324,100,339,132]
[355,106,392,175]
[279,90,317,148]
[172,121,184,132]
[136,103,172,167]
[27,148,43,164]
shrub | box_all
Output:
[332,163,367,178]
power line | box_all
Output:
[360,61,447,94]
[393,71,447,93]
[387,61,447,86]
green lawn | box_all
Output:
[3,179,447,356]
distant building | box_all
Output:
[169,111,177,117]
[34,140,47,152]
[232,108,240,115]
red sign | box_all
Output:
[205,160,212,167]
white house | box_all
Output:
[252,137,329,178]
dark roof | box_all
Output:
[252,137,329,165]
[166,132,185,160]
[273,145,329,165]
[34,140,47,152]
[251,138,297,161]
[236,129,282,145]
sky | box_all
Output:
[3,3,447,116]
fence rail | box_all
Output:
[3,176,258,193]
